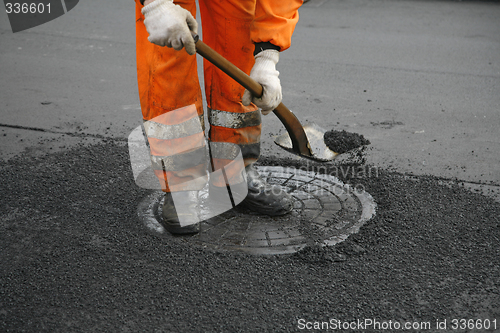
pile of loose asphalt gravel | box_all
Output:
[1,140,499,332]
[324,130,371,154]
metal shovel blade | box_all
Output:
[274,123,339,162]
[192,36,337,162]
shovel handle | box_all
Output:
[192,35,312,157]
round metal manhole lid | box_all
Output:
[137,166,376,255]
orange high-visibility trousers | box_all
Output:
[135,0,302,191]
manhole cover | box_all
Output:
[137,166,376,255]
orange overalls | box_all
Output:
[135,0,302,192]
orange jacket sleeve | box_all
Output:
[250,0,303,52]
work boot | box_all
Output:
[239,164,294,216]
[161,191,200,235]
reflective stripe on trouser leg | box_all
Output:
[144,105,208,192]
[199,0,262,171]
[136,0,206,192]
[208,108,261,187]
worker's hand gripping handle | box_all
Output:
[191,34,312,157]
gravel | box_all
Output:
[324,130,371,154]
[1,141,499,332]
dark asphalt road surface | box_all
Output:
[1,142,499,332]
[1,0,500,331]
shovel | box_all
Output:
[193,35,338,162]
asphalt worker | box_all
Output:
[135,0,303,234]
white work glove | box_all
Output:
[242,49,282,115]
[142,0,198,55]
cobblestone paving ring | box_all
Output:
[137,166,376,255]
